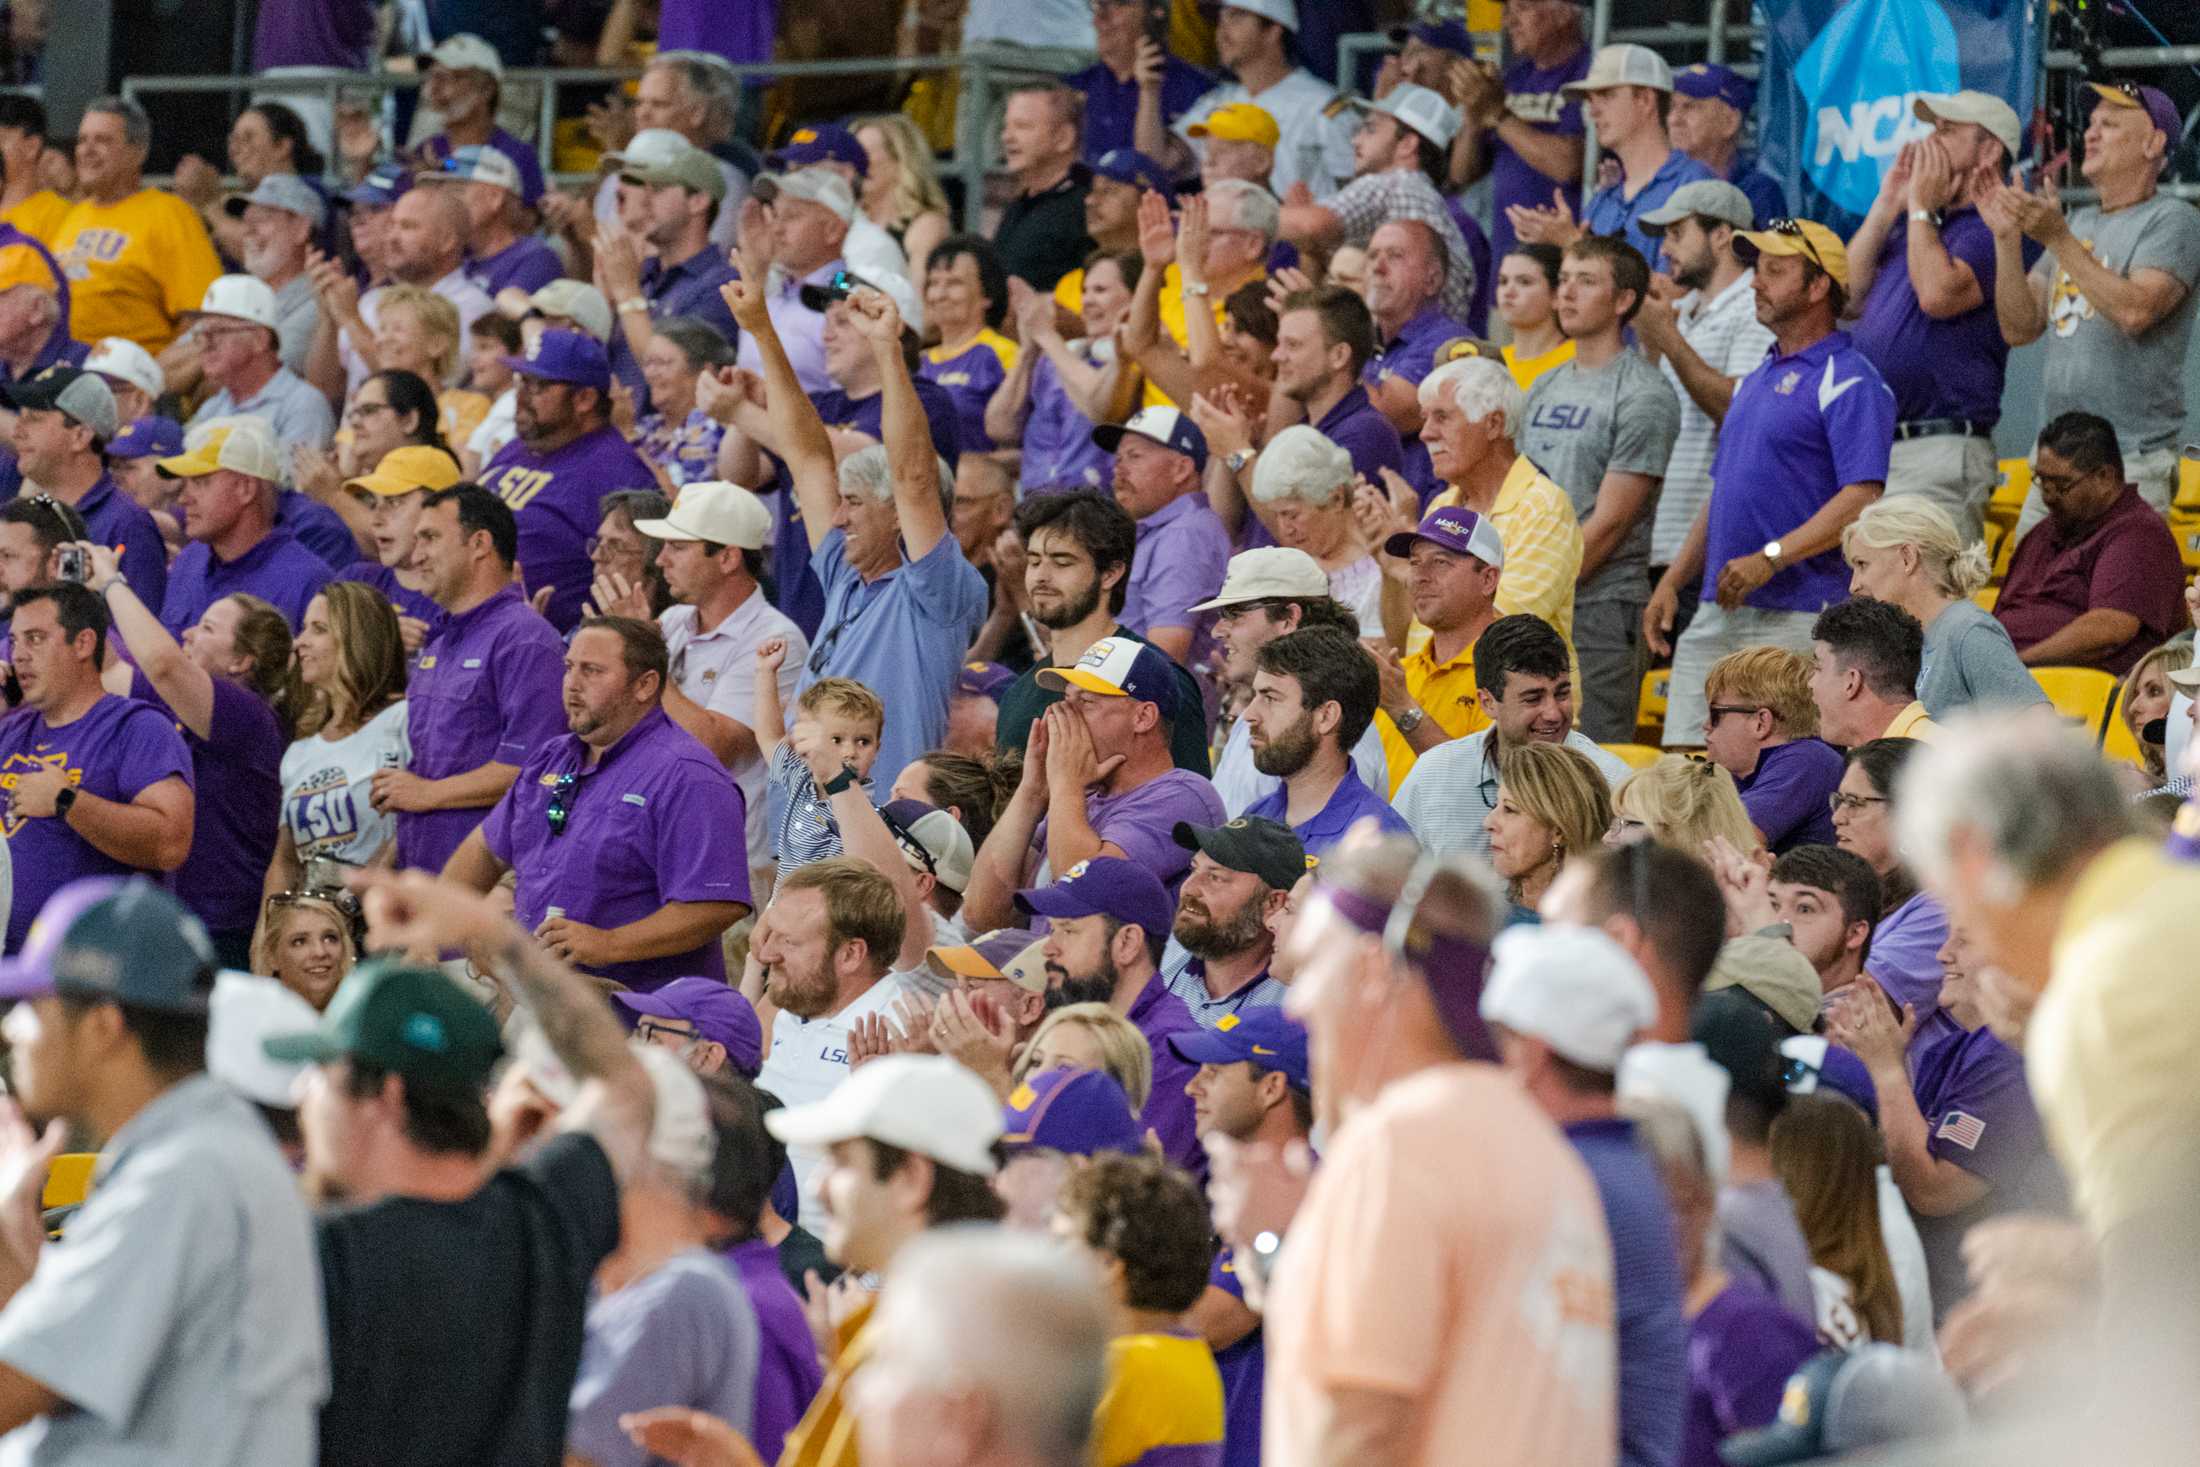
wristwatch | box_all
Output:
[823,765,861,797]
[1392,705,1426,736]
[1761,539,1784,565]
[616,297,650,315]
[53,786,76,820]
[1183,281,1212,298]
[1908,208,1940,226]
[1225,448,1255,474]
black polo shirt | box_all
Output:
[995,164,1096,290]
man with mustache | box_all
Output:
[1237,625,1410,857]
[1161,815,1305,1027]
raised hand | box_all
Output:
[1136,188,1178,270]
[173,153,222,210]
[1907,136,1957,213]
[1186,390,1252,463]
[1264,263,1315,317]
[1505,187,1578,246]
[756,637,788,672]
[1177,193,1211,284]
[608,382,640,438]
[1042,702,1123,795]
[719,268,768,331]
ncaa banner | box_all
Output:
[1758,0,2041,234]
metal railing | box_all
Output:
[121,45,1094,231]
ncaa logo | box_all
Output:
[1793,0,1960,214]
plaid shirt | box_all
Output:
[1323,169,1478,325]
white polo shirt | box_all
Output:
[661,589,807,868]
[758,970,917,1211]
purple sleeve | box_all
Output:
[117,516,168,611]
[1825,362,1896,488]
[1924,1054,2048,1186]
[1739,759,1821,849]
[491,629,570,765]
[1094,778,1224,885]
[115,706,194,796]
[1863,894,1950,1016]
[653,769,754,910]
[1143,1042,1209,1181]
[1139,521,1231,632]
[480,777,521,867]
[1210,1246,1246,1303]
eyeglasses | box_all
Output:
[635,1016,698,1046]
[586,535,643,561]
[346,401,395,424]
[2033,467,2102,495]
[1706,704,1766,724]
[546,773,577,836]
[1828,791,1890,815]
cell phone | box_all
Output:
[56,546,87,584]
[1145,0,1170,46]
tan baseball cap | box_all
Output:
[632,480,771,550]
[157,416,284,483]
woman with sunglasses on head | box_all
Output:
[86,540,298,967]
[254,887,359,1010]
[1830,737,1956,1055]
[259,581,409,958]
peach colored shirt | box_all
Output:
[1263,1063,1619,1467]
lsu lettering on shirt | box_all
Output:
[920,328,1019,452]
[46,188,222,351]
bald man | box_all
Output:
[307,185,494,401]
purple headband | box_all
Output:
[1318,880,1496,1061]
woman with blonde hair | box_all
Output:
[254,888,360,1011]
[369,285,492,448]
[2118,638,2194,787]
[1841,497,2045,719]
[854,113,951,274]
[1013,1001,1154,1111]
[1483,741,1613,921]
[262,582,410,938]
[1770,1094,1905,1348]
[1610,754,1762,863]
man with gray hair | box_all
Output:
[49,96,222,355]
[580,52,753,256]
[226,175,324,375]
[1898,716,2199,1444]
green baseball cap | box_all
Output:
[262,959,505,1090]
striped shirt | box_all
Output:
[768,742,875,882]
[1159,943,1289,1028]
[1393,727,1633,862]
[1652,270,1774,566]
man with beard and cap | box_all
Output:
[1161,815,1304,1025]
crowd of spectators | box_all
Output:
[0,3,2194,1465]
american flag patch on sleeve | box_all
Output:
[1935,1110,1986,1150]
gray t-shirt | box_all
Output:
[2039,195,2200,457]
[1717,1177,1818,1322]
[1521,351,1681,605]
[566,1248,762,1467]
[1919,597,2050,719]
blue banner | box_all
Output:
[1758,0,2041,234]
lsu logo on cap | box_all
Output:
[1064,859,1092,880]
[792,128,818,144]
[1008,1082,1037,1109]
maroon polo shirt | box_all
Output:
[1993,485,2185,676]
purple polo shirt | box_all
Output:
[0,694,193,953]
[1242,759,1409,858]
[1735,737,1841,853]
[612,247,743,400]
[70,474,168,614]
[1127,973,1206,1179]
[657,0,775,64]
[1023,352,1113,492]
[161,526,335,635]
[1070,56,1213,159]
[1866,889,1959,1053]
[1209,1247,1263,1467]
[481,706,752,991]
[399,584,569,875]
[1313,383,1405,484]
[1034,768,1227,901]
[1677,1284,1817,1467]
[1908,1024,2069,1314]
[1490,47,1593,261]
[1121,490,1230,673]
[1850,208,2035,424]
[1363,303,1463,504]
[419,126,546,209]
[720,1237,824,1463]
[253,0,375,69]
[129,670,284,938]
[333,560,445,636]
[1703,330,1894,613]
[479,425,658,632]
[469,236,565,298]
[278,489,363,570]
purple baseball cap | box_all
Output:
[957,660,1016,701]
[1780,1035,1879,1125]
[2089,81,2181,146]
[614,977,764,1076]
[767,122,869,179]
[108,415,185,461]
[1014,856,1175,949]
[1165,1008,1310,1091]
[1091,148,1175,202]
[1383,505,1507,567]
[1092,405,1209,473]
[1000,1067,1143,1156]
[502,328,611,393]
[1674,62,1755,113]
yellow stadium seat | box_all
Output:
[41,1154,95,1211]
[2170,511,2200,571]
[1988,523,2019,585]
[2102,702,2145,765]
[2176,453,2200,512]
[1603,742,1664,770]
[1971,585,1998,612]
[1987,459,2031,528]
[1635,668,1670,742]
[2031,666,2120,741]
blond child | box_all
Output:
[757,637,887,882]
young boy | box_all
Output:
[757,638,886,883]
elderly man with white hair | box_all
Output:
[1898,717,2200,1436]
[225,173,323,374]
[183,275,336,455]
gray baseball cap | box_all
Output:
[2,365,120,441]
[0,879,218,1015]
[223,172,328,229]
[1639,179,1756,233]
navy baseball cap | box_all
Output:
[0,878,217,1014]
[1165,1008,1310,1091]
[1091,148,1175,202]
[108,415,185,461]
[766,122,869,178]
[1015,856,1175,949]
[1173,816,1308,892]
[614,977,765,1076]
[1000,1067,1144,1156]
[1034,634,1179,721]
[345,161,412,208]
[1674,62,1755,113]
[1779,1035,1879,1125]
[502,328,612,393]
[1092,405,1208,473]
[1390,18,1473,54]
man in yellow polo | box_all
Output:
[1373,505,1505,785]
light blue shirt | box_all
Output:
[1582,148,1717,267]
[189,363,337,464]
[1394,728,1634,861]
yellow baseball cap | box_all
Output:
[1188,102,1280,149]
[344,444,464,498]
[1732,218,1851,295]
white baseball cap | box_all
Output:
[1479,926,1659,1072]
[764,166,859,224]
[1221,0,1298,33]
[85,337,164,400]
[1359,83,1462,149]
[605,128,692,175]
[1562,43,1675,96]
[208,972,324,1109]
[1249,424,1354,507]
[633,481,772,550]
[421,32,503,77]
[157,415,285,483]
[1618,1039,1733,1188]
[765,1054,1004,1177]
[529,279,614,344]
[421,143,525,197]
[1190,545,1329,612]
[1912,90,2022,161]
[185,274,280,332]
